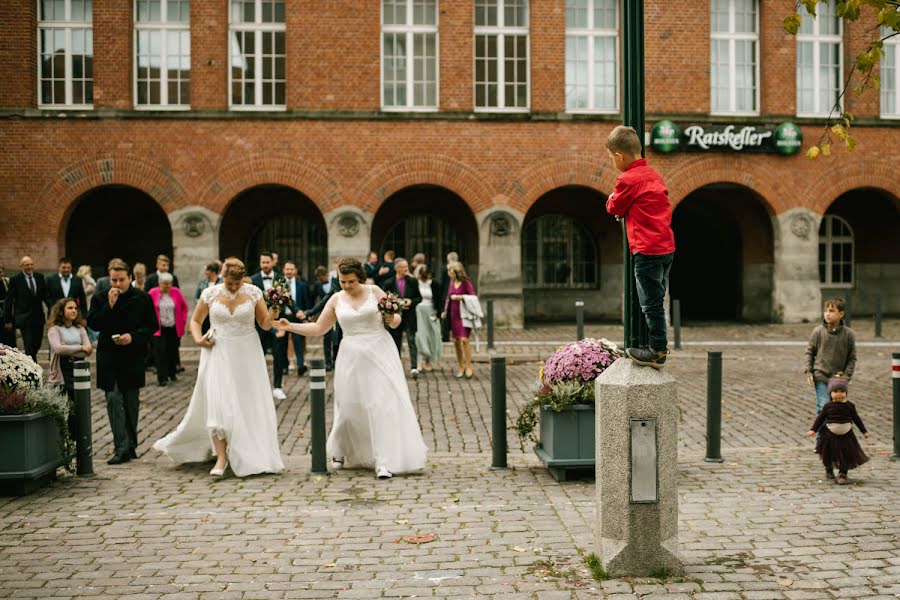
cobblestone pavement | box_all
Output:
[1,324,898,599]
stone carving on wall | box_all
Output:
[490,213,512,237]
[336,212,360,238]
[182,214,207,238]
[789,213,812,240]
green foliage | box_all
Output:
[514,380,594,443]
[584,553,609,581]
[23,386,75,472]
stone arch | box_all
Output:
[353,155,493,215]
[665,155,781,215]
[506,155,616,214]
[805,160,900,215]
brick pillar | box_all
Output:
[844,18,880,119]
[0,2,36,108]
[760,0,797,115]
[440,0,473,111]
[531,0,564,112]
[92,0,131,109]
[191,0,228,110]
[647,0,709,114]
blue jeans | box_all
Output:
[633,252,674,351]
[814,380,830,438]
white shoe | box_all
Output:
[376,466,393,479]
[331,457,344,471]
[273,388,287,401]
[210,461,228,476]
[410,368,419,379]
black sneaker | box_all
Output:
[129,449,139,460]
[107,454,131,465]
[625,347,668,369]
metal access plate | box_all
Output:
[630,418,658,503]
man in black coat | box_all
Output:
[45,257,87,316]
[3,256,47,360]
[144,254,180,291]
[381,257,422,378]
[278,260,311,377]
[87,261,159,465]
[251,252,288,400]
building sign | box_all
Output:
[650,120,802,156]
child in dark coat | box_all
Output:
[806,377,869,485]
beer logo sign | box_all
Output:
[650,120,680,154]
[649,121,802,156]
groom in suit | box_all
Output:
[275,260,311,378]
[381,257,421,379]
[252,251,288,400]
[45,257,87,316]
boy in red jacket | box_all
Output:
[605,125,676,368]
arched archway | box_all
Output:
[65,185,173,277]
[371,185,479,279]
[219,185,327,279]
[521,186,620,322]
[670,184,774,321]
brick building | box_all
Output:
[1,0,898,327]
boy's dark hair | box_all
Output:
[823,297,845,312]
[606,125,642,156]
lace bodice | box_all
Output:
[201,283,262,338]
[334,286,385,337]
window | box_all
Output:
[565,0,618,112]
[135,0,190,108]
[38,0,93,108]
[382,0,438,110]
[523,215,597,288]
[381,215,463,275]
[796,0,842,117]
[474,0,529,111]
[882,25,900,118]
[229,0,286,109]
[818,215,853,286]
[710,0,758,114]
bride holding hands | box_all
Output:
[274,257,427,479]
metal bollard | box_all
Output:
[487,299,495,350]
[875,294,883,339]
[72,361,95,477]
[309,358,327,474]
[672,299,682,351]
[575,300,585,341]
[705,351,724,463]
[491,355,508,470]
[892,353,900,461]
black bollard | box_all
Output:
[875,294,883,339]
[575,300,585,341]
[672,299,682,351]
[491,355,508,470]
[72,361,95,477]
[487,299,495,350]
[705,351,724,463]
[309,358,327,474]
[892,353,900,461]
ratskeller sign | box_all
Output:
[649,120,802,155]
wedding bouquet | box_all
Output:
[377,292,407,324]
[264,281,292,312]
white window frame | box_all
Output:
[473,0,530,113]
[380,0,440,111]
[819,214,854,288]
[37,0,93,110]
[710,0,760,116]
[881,27,900,119]
[228,0,286,112]
[796,2,843,118]
[523,214,598,290]
[133,0,190,110]
[564,0,619,114]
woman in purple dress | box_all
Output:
[441,262,476,379]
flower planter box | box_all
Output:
[0,413,62,495]
[534,403,595,482]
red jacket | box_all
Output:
[605,158,676,255]
[148,286,189,338]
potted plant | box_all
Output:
[0,343,73,495]
[516,338,623,481]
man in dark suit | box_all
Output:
[3,256,47,360]
[364,251,380,282]
[381,257,422,379]
[45,257,87,316]
[275,260,311,379]
[251,251,287,400]
[305,263,341,371]
[375,250,396,288]
[87,260,159,465]
[144,254,180,291]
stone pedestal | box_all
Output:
[475,207,524,329]
[325,207,372,268]
[772,208,821,323]
[594,358,682,578]
[169,207,221,310]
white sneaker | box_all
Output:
[273,388,287,401]
[376,466,393,479]
[410,368,419,379]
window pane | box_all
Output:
[883,45,896,115]
[413,0,436,25]
[594,0,615,29]
[710,0,729,32]
[475,0,497,26]
[565,35,587,109]
[504,0,527,27]
[566,0,588,29]
[796,42,814,113]
[734,0,756,33]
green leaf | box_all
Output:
[784,13,802,34]
[801,0,818,17]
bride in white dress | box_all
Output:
[153,258,285,477]
[274,257,427,479]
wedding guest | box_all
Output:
[271,251,282,276]
[195,261,222,300]
[132,263,148,291]
[438,251,459,342]
[415,266,442,372]
[251,251,287,400]
[279,260,311,375]
[47,298,92,441]
[364,251,380,283]
[46,257,87,317]
[381,258,422,379]
[94,258,123,299]
[87,260,159,465]
[410,253,427,278]
[0,264,15,347]
[77,265,96,310]
[149,273,188,387]
[145,254,180,291]
[305,263,341,371]
[3,256,47,360]
[441,261,476,379]
[375,250,396,287]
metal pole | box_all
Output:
[874,294,883,339]
[672,299,682,351]
[575,300,585,341]
[892,352,900,461]
[72,360,95,477]
[705,351,724,463]
[491,355,508,470]
[487,299,495,350]
[309,357,327,474]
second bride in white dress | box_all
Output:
[275,257,427,479]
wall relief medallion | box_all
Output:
[336,213,360,238]
[182,214,207,238]
[789,214,812,239]
[490,213,512,237]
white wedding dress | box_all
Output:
[328,286,427,473]
[153,283,285,477]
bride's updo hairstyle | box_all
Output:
[337,257,366,282]
[221,257,247,282]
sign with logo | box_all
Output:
[649,121,802,155]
